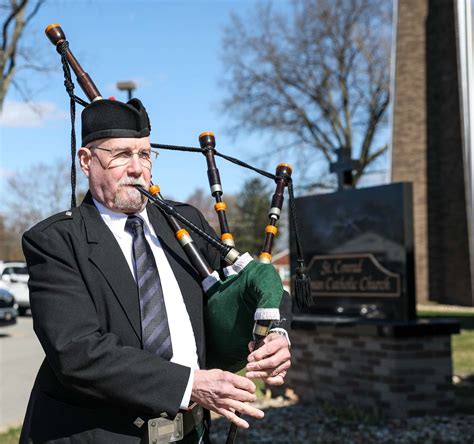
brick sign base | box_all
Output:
[287,317,460,418]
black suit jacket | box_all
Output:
[20,193,220,443]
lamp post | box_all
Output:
[116,80,137,101]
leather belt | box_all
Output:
[180,403,204,437]
[136,403,204,443]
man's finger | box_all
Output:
[247,335,289,363]
[263,374,285,386]
[227,387,258,403]
[246,361,290,379]
[247,349,290,372]
[218,408,250,429]
[226,399,265,419]
[226,372,257,393]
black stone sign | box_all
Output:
[290,182,416,321]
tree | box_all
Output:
[0,214,23,259]
[184,182,289,255]
[185,188,220,233]
[221,0,391,186]
[0,0,47,109]
[0,158,87,259]
[232,178,271,255]
[185,187,239,237]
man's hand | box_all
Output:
[245,333,291,386]
[191,369,264,429]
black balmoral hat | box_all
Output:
[81,98,151,146]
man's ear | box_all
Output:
[78,147,91,177]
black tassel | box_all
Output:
[295,260,312,308]
[287,180,312,309]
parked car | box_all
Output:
[0,281,18,326]
[0,261,30,315]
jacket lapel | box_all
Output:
[146,202,205,363]
[80,193,142,341]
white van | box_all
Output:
[0,261,30,315]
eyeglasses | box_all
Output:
[90,146,159,170]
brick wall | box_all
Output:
[391,0,473,305]
[286,323,456,418]
[391,0,429,303]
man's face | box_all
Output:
[78,136,152,213]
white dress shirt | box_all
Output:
[93,198,197,408]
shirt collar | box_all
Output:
[92,197,151,238]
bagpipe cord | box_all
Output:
[58,40,89,209]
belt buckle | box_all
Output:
[148,413,184,444]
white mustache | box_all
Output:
[118,177,147,188]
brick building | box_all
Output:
[391,0,473,305]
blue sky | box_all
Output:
[0,0,390,207]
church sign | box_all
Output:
[308,254,401,298]
[290,183,416,321]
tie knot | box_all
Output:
[125,215,144,234]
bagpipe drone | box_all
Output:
[45,23,311,443]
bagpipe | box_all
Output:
[45,22,311,441]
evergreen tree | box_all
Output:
[232,178,270,255]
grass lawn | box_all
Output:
[0,426,21,444]
[419,309,474,375]
[452,329,474,375]
[419,309,474,415]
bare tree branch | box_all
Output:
[0,0,47,109]
[24,0,44,24]
[1,158,88,260]
[221,0,392,186]
[2,0,27,52]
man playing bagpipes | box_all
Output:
[19,25,303,444]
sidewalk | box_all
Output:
[0,317,44,433]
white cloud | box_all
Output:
[0,167,15,178]
[0,100,69,128]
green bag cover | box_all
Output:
[204,256,284,372]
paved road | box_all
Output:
[0,316,44,432]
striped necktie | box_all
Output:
[125,215,173,360]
